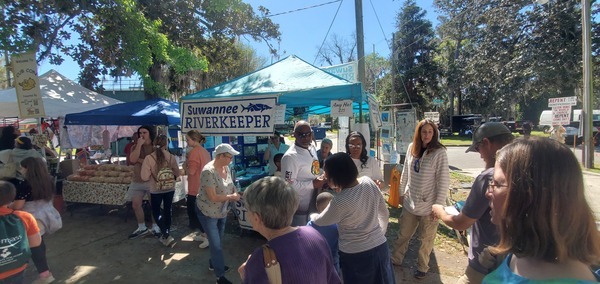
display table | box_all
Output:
[63,179,187,206]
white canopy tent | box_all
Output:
[0,69,123,118]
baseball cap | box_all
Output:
[213,143,240,156]
[465,122,511,153]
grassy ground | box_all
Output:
[385,171,475,255]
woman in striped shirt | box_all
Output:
[390,119,449,280]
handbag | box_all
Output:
[0,152,17,179]
[262,244,282,284]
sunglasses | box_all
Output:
[414,158,421,173]
[348,144,362,149]
[295,131,312,138]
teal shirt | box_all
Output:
[483,254,600,284]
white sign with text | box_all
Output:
[12,52,45,118]
[548,96,577,107]
[330,100,353,117]
[181,95,278,136]
[551,105,571,125]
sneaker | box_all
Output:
[32,273,55,284]
[128,228,150,239]
[152,227,162,238]
[193,233,207,242]
[414,270,427,279]
[216,276,232,284]
[199,238,210,249]
[159,236,175,247]
[209,263,231,273]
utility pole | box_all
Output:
[355,0,365,123]
[4,51,11,87]
[582,0,594,168]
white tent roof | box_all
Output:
[0,69,123,118]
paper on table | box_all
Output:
[444,206,460,216]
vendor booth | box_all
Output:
[0,69,123,118]
[180,55,364,231]
[61,99,185,208]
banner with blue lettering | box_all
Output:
[181,95,278,136]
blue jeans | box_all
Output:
[339,242,396,284]
[150,191,174,237]
[195,206,227,277]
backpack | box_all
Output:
[150,155,176,191]
[0,212,31,273]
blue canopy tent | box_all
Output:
[64,98,180,126]
[62,98,181,151]
[181,55,363,109]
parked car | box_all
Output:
[563,125,600,146]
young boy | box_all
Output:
[272,153,284,179]
[0,181,42,283]
[306,192,340,274]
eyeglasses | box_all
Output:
[295,131,312,138]
[487,178,508,193]
[223,154,233,159]
[348,144,362,149]
[413,158,421,173]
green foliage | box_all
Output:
[391,0,440,115]
[0,0,280,100]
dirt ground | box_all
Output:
[23,201,467,284]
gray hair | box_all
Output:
[244,176,299,230]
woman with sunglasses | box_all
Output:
[390,119,449,279]
[483,137,600,283]
[345,132,383,188]
[263,131,289,175]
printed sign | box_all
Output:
[330,100,353,117]
[368,95,382,129]
[321,61,358,82]
[424,112,440,123]
[11,52,45,118]
[551,105,571,125]
[181,95,278,136]
[548,96,577,107]
[395,109,417,155]
[274,104,286,124]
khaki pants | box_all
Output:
[391,210,439,272]
[456,265,485,284]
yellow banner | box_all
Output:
[11,52,45,118]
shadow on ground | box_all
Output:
[24,202,464,283]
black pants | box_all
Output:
[186,194,204,233]
[151,191,175,237]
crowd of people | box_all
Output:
[2,119,599,284]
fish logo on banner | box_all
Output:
[241,103,273,113]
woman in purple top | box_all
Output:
[238,176,340,284]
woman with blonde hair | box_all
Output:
[141,135,180,247]
[391,119,449,279]
[184,130,211,247]
[484,137,600,283]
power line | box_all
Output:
[267,0,342,18]
[313,0,345,65]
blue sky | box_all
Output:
[39,0,438,82]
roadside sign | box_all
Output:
[551,105,571,125]
[433,98,443,106]
[548,96,577,107]
[424,112,440,123]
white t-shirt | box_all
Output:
[352,157,383,182]
[281,144,319,213]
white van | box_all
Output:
[539,109,600,133]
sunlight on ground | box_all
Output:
[162,253,189,264]
[65,266,97,282]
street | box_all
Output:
[446,146,600,221]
